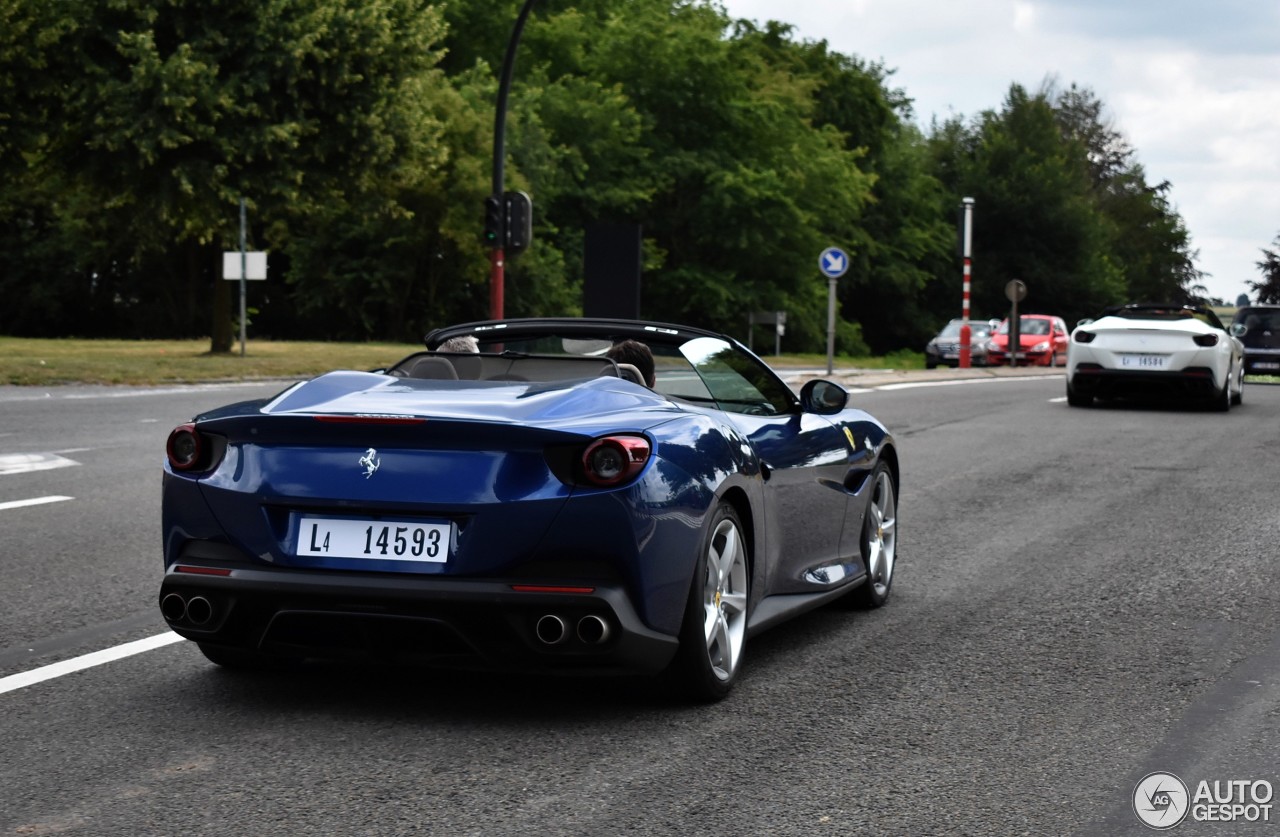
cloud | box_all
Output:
[719,0,1280,301]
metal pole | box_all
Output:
[1010,297,1020,368]
[826,276,837,375]
[959,197,975,368]
[239,198,247,358]
[489,0,538,321]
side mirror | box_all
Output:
[1076,318,1094,329]
[800,379,848,415]
[1230,323,1247,337]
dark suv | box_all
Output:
[1232,305,1280,374]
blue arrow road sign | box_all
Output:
[819,247,849,278]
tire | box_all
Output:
[1210,365,1232,412]
[670,503,750,702]
[848,462,897,609]
[925,359,937,369]
[1231,364,1244,406]
[1066,380,1092,407]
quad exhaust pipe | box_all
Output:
[160,593,215,627]
[161,593,187,622]
[534,613,612,646]
[576,614,611,645]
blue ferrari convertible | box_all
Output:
[160,318,899,700]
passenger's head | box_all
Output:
[436,335,479,353]
[606,339,655,387]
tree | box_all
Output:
[21,0,452,348]
[926,85,1124,326]
[746,28,953,352]
[513,1,878,348]
[1051,83,1204,305]
[1252,235,1280,303]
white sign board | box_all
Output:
[222,251,268,280]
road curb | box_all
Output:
[778,365,1065,389]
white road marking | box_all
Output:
[0,632,185,696]
[0,495,74,511]
[875,375,1062,392]
[0,453,80,476]
[1048,396,1068,403]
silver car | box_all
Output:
[924,319,998,368]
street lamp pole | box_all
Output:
[489,0,538,321]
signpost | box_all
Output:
[818,247,849,375]
[1005,279,1027,368]
[221,198,267,357]
[748,311,787,356]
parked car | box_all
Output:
[1230,304,1280,375]
[924,318,999,368]
[159,318,900,702]
[985,315,1070,366]
[1066,303,1244,409]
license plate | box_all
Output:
[1119,354,1168,369]
[1255,361,1280,370]
[942,353,958,359]
[296,516,452,562]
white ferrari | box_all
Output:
[1066,304,1244,410]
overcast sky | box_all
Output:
[719,0,1280,304]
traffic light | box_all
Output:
[483,195,503,249]
[504,191,532,255]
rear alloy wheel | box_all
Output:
[1231,364,1244,406]
[849,462,897,608]
[672,503,749,702]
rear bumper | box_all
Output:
[159,561,680,675]
[1243,350,1280,374]
[1068,366,1221,400]
[987,350,1053,366]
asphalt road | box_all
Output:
[1,374,1277,836]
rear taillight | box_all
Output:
[1074,331,1096,344]
[166,424,203,471]
[1193,333,1219,347]
[580,435,650,487]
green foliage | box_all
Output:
[922,81,1200,328]
[0,0,1209,356]
[1252,235,1280,304]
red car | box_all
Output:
[986,315,1069,367]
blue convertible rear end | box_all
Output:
[160,319,899,701]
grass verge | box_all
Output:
[0,337,422,386]
[1,337,928,387]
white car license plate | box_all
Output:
[1119,354,1168,370]
[1255,361,1280,370]
[296,516,452,562]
